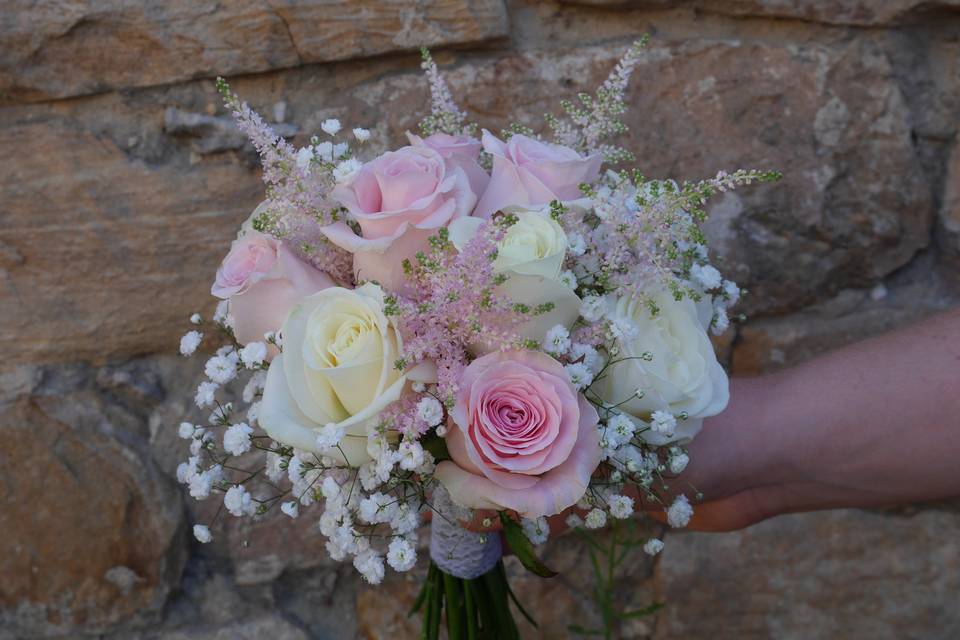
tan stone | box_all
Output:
[0,34,936,363]
[0,117,260,366]
[218,506,337,586]
[0,0,509,102]
[446,39,930,314]
[356,571,424,640]
[202,36,934,316]
[1,5,958,638]
[0,394,185,636]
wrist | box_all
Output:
[686,375,798,505]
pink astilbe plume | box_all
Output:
[216,78,353,284]
[418,48,475,137]
[392,224,528,399]
[546,36,649,164]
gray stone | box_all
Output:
[163,108,299,155]
[152,615,310,640]
[654,508,960,639]
[558,0,960,26]
[939,137,960,257]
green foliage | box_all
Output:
[499,512,558,578]
[570,519,664,639]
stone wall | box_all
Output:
[2,1,959,638]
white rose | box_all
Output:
[448,208,580,349]
[592,288,729,445]
[259,283,436,466]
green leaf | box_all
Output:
[420,563,444,640]
[428,577,443,640]
[409,577,429,616]
[499,561,538,629]
[499,513,558,578]
[468,572,497,634]
[421,431,450,461]
[463,581,478,640]
[480,567,520,639]
[443,573,465,640]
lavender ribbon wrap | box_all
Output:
[429,487,502,579]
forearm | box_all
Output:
[688,309,960,519]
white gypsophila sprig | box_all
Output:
[205,354,237,385]
[180,331,202,356]
[643,538,664,556]
[604,413,636,448]
[607,494,634,519]
[544,324,571,355]
[193,524,212,543]
[521,516,550,545]
[178,422,196,439]
[354,549,386,584]
[584,508,607,529]
[386,538,417,572]
[565,513,585,529]
[316,422,347,451]
[222,422,254,456]
[564,362,593,390]
[668,448,690,474]
[650,410,677,437]
[320,118,341,136]
[224,484,256,517]
[667,494,694,528]
[415,396,444,427]
[281,501,299,519]
[239,342,267,369]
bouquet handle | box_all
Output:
[429,512,502,579]
[414,514,533,639]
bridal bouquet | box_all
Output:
[176,38,777,638]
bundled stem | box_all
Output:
[412,560,524,640]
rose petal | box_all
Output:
[259,355,370,465]
[435,396,601,517]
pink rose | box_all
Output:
[435,350,601,518]
[407,131,490,196]
[212,231,334,345]
[473,130,603,219]
[322,145,477,292]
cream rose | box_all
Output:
[448,208,581,349]
[592,289,729,445]
[259,283,435,466]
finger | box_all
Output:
[648,490,773,533]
